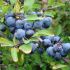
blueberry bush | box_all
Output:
[0,0,70,70]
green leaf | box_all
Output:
[25,15,43,21]
[18,52,24,66]
[13,0,20,13]
[23,37,38,44]
[44,11,56,17]
[19,54,24,64]
[33,28,54,37]
[61,66,70,70]
[53,3,65,8]
[33,3,41,10]
[31,52,41,64]
[42,52,54,64]
[0,17,4,22]
[24,64,32,70]
[2,5,10,13]
[11,48,18,62]
[7,64,15,70]
[48,0,55,6]
[13,36,19,45]
[57,0,62,3]
[41,52,48,63]
[24,0,35,11]
[0,37,14,47]
[10,0,17,5]
[19,44,32,54]
[0,0,3,6]
[68,36,70,40]
[18,67,24,70]
[54,24,62,35]
[52,64,67,70]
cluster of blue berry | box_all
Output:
[0,12,52,40]
[31,35,70,60]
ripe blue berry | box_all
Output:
[26,29,35,38]
[6,17,16,27]
[9,27,15,33]
[5,12,14,19]
[62,43,70,53]
[42,17,52,28]
[33,21,43,29]
[38,48,43,54]
[53,36,61,43]
[54,52,62,60]
[46,47,55,57]
[53,43,63,52]
[0,24,6,32]
[45,36,53,41]
[60,49,67,57]
[15,20,24,29]
[24,22,33,29]
[31,42,39,52]
[14,29,25,40]
[43,39,52,47]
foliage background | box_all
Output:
[0,0,70,70]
